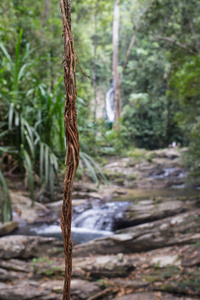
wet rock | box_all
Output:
[73,253,134,278]
[73,210,200,256]
[117,200,185,228]
[0,235,63,259]
[0,221,18,236]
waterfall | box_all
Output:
[105,80,115,123]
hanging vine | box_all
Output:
[60,0,79,299]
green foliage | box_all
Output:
[102,125,131,154]
[0,20,108,222]
[0,170,12,222]
[170,56,200,179]
[0,0,200,201]
[122,93,181,149]
[135,0,200,179]
[0,32,60,204]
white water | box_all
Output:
[151,167,188,179]
[72,201,129,231]
[30,224,112,236]
[28,223,112,244]
[105,83,115,122]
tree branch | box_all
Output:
[155,35,196,55]
[119,4,151,83]
[120,34,136,83]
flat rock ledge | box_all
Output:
[117,293,200,300]
[0,235,63,259]
[0,243,200,299]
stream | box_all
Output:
[12,187,200,245]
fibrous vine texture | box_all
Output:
[60,0,79,299]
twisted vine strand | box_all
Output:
[60,1,79,299]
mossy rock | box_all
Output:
[114,178,125,186]
[127,173,137,181]
[103,170,124,180]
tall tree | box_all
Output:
[113,0,121,123]
[93,1,98,123]
[42,0,50,28]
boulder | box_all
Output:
[0,221,18,236]
[116,200,185,228]
[10,192,53,223]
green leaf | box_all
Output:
[22,149,34,205]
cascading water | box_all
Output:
[105,79,115,123]
[13,200,129,245]
[72,202,129,231]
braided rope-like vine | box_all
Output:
[60,1,79,299]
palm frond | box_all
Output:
[80,151,108,186]
[0,170,12,223]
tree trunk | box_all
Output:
[112,0,121,123]
[60,1,79,299]
[42,0,50,28]
[93,1,98,123]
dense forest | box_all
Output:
[0,0,200,221]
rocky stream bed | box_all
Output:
[0,148,200,300]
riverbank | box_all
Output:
[0,148,200,299]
